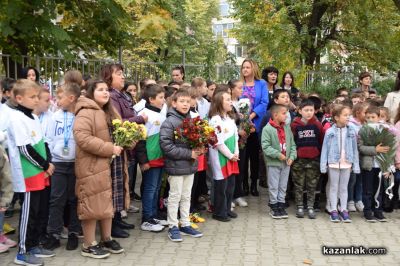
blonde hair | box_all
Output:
[64,70,83,86]
[240,58,260,82]
[191,77,206,88]
[13,79,41,96]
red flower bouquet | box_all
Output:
[174,117,219,149]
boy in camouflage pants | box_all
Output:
[291,99,324,219]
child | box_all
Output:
[259,89,294,131]
[291,99,323,219]
[262,104,297,219]
[7,79,56,265]
[44,83,81,251]
[347,102,369,213]
[0,137,16,253]
[137,84,168,232]
[351,93,365,106]
[160,89,203,242]
[379,107,390,124]
[192,77,210,119]
[208,91,240,222]
[359,106,390,222]
[320,104,360,223]
[73,80,124,258]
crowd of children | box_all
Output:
[1,63,400,265]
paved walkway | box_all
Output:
[2,189,400,265]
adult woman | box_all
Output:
[21,67,40,83]
[100,64,145,238]
[352,72,377,97]
[384,71,400,123]
[280,71,300,102]
[74,80,124,258]
[240,59,268,196]
[171,66,185,83]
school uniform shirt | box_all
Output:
[208,115,239,180]
[38,111,53,143]
[7,109,49,192]
[197,97,210,119]
[47,110,76,162]
[0,101,17,149]
[137,104,166,167]
[134,99,168,116]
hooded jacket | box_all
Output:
[73,97,114,220]
[159,108,198,176]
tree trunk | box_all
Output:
[393,0,400,11]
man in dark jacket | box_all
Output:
[159,89,203,242]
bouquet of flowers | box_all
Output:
[112,119,147,148]
[359,123,397,204]
[174,116,219,149]
[238,98,256,148]
[359,124,397,173]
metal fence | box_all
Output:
[0,54,240,92]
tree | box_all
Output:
[230,0,400,72]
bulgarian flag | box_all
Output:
[218,135,239,179]
[146,133,164,167]
[20,139,49,191]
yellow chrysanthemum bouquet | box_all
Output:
[112,119,147,148]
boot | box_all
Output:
[250,181,259,196]
[111,223,129,238]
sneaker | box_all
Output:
[227,211,238,219]
[330,210,340,222]
[133,192,141,201]
[60,227,68,239]
[180,226,203,238]
[234,197,248,207]
[278,204,288,219]
[120,210,128,219]
[168,226,183,242]
[28,246,56,258]
[81,242,110,259]
[339,210,352,223]
[231,202,235,208]
[308,208,316,219]
[347,201,356,212]
[100,238,124,254]
[364,212,378,223]
[355,201,364,212]
[66,234,79,251]
[14,253,44,265]
[127,204,139,213]
[153,218,168,226]
[141,219,164,232]
[0,234,17,248]
[0,243,9,253]
[190,213,206,223]
[269,209,281,219]
[374,212,387,222]
[42,235,60,251]
[212,214,231,222]
[296,206,304,218]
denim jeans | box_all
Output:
[141,167,163,222]
[348,172,363,202]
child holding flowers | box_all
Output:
[208,91,239,222]
[160,89,203,242]
[136,84,168,232]
[73,80,124,258]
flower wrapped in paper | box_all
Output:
[112,119,147,148]
[174,117,219,149]
[237,98,256,149]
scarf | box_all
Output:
[269,119,286,155]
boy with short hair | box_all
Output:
[7,79,55,266]
[44,83,81,251]
[262,104,297,219]
[291,99,324,219]
[160,89,203,242]
[359,106,390,222]
[136,84,168,232]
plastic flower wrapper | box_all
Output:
[112,119,147,148]
[237,97,255,149]
[174,117,219,150]
[359,123,397,205]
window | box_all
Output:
[219,3,230,17]
[235,45,246,58]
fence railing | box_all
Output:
[0,54,240,91]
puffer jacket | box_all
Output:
[73,97,114,220]
[159,108,198,175]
